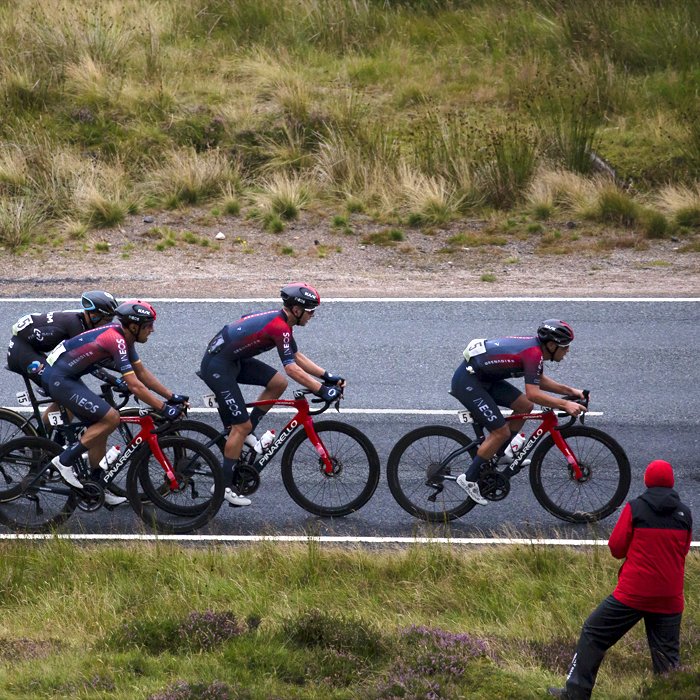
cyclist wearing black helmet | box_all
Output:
[200,282,345,507]
[42,300,187,498]
[7,290,119,387]
[6,290,119,426]
[453,319,586,506]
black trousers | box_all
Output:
[566,594,681,700]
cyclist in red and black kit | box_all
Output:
[453,319,586,506]
[200,283,345,507]
[41,300,188,502]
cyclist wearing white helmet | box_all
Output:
[199,283,345,507]
[454,319,586,506]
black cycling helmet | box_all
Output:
[537,319,574,347]
[114,300,157,327]
[281,282,320,310]
[81,290,118,319]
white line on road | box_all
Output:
[0,297,699,303]
[0,533,697,545]
[2,406,604,416]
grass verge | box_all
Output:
[0,540,698,699]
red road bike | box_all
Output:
[387,391,631,523]
[198,388,381,517]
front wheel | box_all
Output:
[281,421,380,517]
[126,436,225,533]
[386,425,477,522]
[529,426,631,523]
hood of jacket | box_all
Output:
[639,486,681,515]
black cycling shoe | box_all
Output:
[546,688,570,698]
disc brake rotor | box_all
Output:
[569,462,592,483]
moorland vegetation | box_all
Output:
[1,0,700,253]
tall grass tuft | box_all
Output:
[656,183,700,228]
[596,183,639,226]
[253,172,313,220]
[0,198,42,250]
[146,149,239,207]
[478,126,539,209]
[400,165,457,225]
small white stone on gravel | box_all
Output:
[359,245,366,250]
[215,232,225,240]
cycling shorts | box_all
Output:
[7,337,47,388]
[451,360,522,431]
[41,364,112,424]
[200,353,278,427]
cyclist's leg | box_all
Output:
[44,373,118,463]
[451,362,510,461]
[200,354,252,484]
[239,359,286,432]
[490,381,533,455]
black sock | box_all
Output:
[222,456,238,488]
[59,440,86,467]
[464,454,489,482]
[249,407,265,433]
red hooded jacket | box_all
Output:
[608,485,692,613]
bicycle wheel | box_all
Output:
[281,421,380,517]
[529,425,631,523]
[0,436,77,532]
[0,408,38,445]
[107,414,224,498]
[387,425,478,522]
[126,436,225,533]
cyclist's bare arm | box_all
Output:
[123,371,167,410]
[285,361,322,393]
[294,352,347,388]
[132,362,181,403]
[293,352,325,377]
[525,382,586,416]
[539,375,584,399]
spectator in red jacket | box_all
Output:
[547,460,692,699]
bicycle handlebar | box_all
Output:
[553,390,589,430]
[298,387,343,415]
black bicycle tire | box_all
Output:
[126,436,225,533]
[0,436,77,532]
[107,413,224,498]
[281,421,380,517]
[386,425,477,522]
[529,425,631,523]
[0,407,38,444]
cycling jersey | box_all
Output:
[7,310,88,385]
[11,311,86,351]
[465,336,544,386]
[46,323,140,378]
[41,324,140,423]
[206,310,298,366]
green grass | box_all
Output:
[0,540,697,699]
[0,0,698,248]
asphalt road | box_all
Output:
[0,299,698,537]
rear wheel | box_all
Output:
[386,425,477,522]
[529,426,631,523]
[0,408,38,445]
[0,436,77,532]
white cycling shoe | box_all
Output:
[104,491,127,507]
[456,474,488,506]
[209,484,251,507]
[50,455,83,489]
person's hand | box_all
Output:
[315,384,343,402]
[168,393,190,406]
[562,400,586,417]
[323,371,345,388]
[159,403,186,421]
[568,388,585,400]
